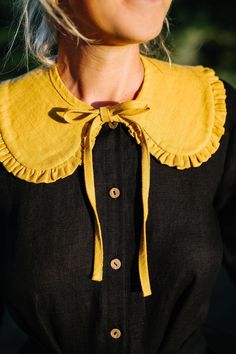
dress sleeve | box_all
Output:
[213,81,236,285]
[0,163,8,328]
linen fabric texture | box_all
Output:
[0,54,235,354]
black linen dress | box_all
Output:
[0,70,236,353]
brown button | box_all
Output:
[108,121,118,129]
[110,328,121,339]
[110,258,122,270]
[109,187,120,199]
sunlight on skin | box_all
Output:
[66,0,173,44]
[57,0,173,107]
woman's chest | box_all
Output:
[1,123,224,300]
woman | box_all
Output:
[0,0,235,353]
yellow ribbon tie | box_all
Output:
[62,100,152,297]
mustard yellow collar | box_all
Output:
[0,54,227,297]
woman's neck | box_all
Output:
[56,37,145,108]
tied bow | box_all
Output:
[62,100,152,297]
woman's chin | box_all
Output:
[97,27,163,46]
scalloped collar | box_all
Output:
[0,54,227,298]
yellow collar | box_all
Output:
[0,54,227,297]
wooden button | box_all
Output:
[110,328,121,339]
[108,121,118,129]
[110,258,122,270]
[109,187,120,199]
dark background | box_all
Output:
[0,1,236,353]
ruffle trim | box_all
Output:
[128,67,227,170]
[0,133,83,183]
[0,67,227,183]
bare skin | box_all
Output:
[56,0,172,108]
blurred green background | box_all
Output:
[0,1,236,354]
[168,0,236,86]
[0,0,236,87]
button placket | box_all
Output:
[105,122,121,346]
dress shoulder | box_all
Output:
[133,56,228,169]
[213,80,236,284]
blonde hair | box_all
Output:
[10,0,170,67]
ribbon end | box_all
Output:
[142,290,152,297]
[91,272,103,282]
